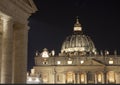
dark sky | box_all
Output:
[27,0,120,71]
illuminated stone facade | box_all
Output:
[27,18,120,84]
[0,0,37,83]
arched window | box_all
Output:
[97,73,102,83]
[80,73,85,84]
[107,71,116,84]
[66,72,74,83]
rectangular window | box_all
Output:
[80,60,84,64]
[67,60,72,64]
[43,61,48,64]
[109,60,113,64]
[57,61,61,65]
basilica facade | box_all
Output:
[27,18,120,84]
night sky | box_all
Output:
[27,0,120,71]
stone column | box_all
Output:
[103,71,107,84]
[94,73,97,84]
[75,72,77,84]
[12,22,28,83]
[115,72,119,84]
[63,72,66,83]
[85,72,87,84]
[1,17,13,83]
[73,73,75,84]
[53,67,56,84]
[0,19,3,82]
[0,33,2,82]
[77,72,80,84]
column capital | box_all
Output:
[1,16,13,22]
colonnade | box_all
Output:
[0,16,28,83]
[63,71,118,84]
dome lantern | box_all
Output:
[74,17,82,32]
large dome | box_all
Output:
[61,18,96,55]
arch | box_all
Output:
[107,71,116,84]
[79,72,87,84]
[95,72,103,84]
[66,71,75,84]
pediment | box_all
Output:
[82,59,105,66]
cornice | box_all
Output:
[0,0,37,24]
[11,0,37,14]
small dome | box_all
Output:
[61,17,96,55]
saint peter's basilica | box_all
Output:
[27,18,120,84]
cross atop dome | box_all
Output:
[74,16,82,32]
